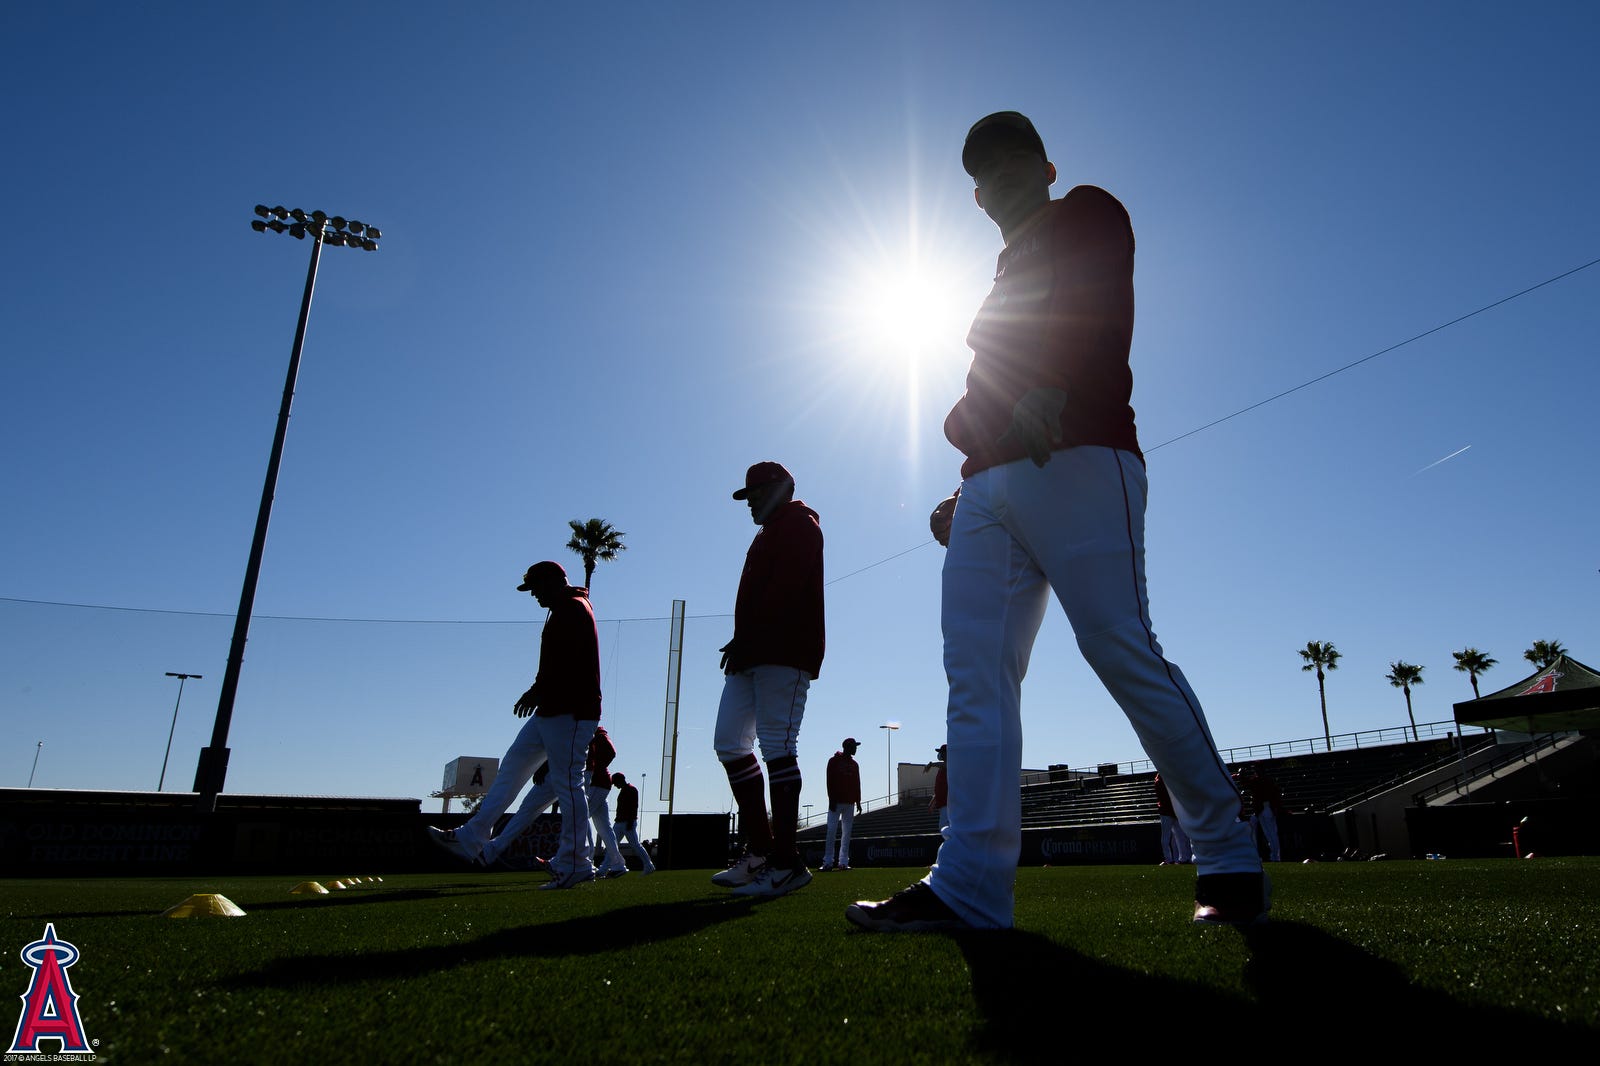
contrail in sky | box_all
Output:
[1414,445,1471,475]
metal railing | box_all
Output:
[798,719,1491,828]
[1411,731,1574,806]
[1079,719,1488,778]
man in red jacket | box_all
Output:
[821,737,862,871]
[427,560,602,890]
[712,461,825,898]
[610,771,656,874]
[585,725,628,877]
[848,111,1263,933]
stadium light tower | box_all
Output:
[160,672,202,791]
[193,206,380,811]
[879,721,900,803]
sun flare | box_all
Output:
[847,258,975,361]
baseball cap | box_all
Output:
[842,737,859,748]
[732,461,794,500]
[962,111,1047,177]
[517,560,566,590]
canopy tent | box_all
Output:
[1454,654,1600,734]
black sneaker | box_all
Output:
[846,882,967,933]
[1192,871,1271,926]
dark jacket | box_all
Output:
[826,751,861,806]
[944,186,1141,478]
[729,499,825,677]
[586,726,616,789]
[614,781,639,823]
[531,586,602,720]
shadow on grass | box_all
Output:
[227,896,754,989]
[954,927,1244,1059]
[1239,921,1594,1050]
[955,921,1593,1060]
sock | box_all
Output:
[722,753,772,856]
[767,755,802,867]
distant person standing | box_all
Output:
[928,745,949,832]
[428,561,602,889]
[610,772,656,874]
[848,111,1264,933]
[712,461,825,899]
[586,726,628,877]
[822,737,862,871]
[1241,765,1284,862]
[1154,772,1192,865]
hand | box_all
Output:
[996,387,1067,467]
[719,640,737,675]
[856,802,862,815]
[929,494,958,548]
[513,686,537,718]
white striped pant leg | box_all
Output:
[455,714,546,857]
[751,664,809,762]
[480,778,556,864]
[588,787,623,871]
[928,466,1048,930]
[713,671,758,761]
[615,820,655,872]
[824,807,840,865]
[541,715,597,877]
[837,803,854,865]
[1010,448,1258,877]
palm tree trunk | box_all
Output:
[1317,669,1331,751]
[1404,688,1417,742]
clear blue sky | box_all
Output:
[3,3,1596,836]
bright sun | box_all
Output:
[848,259,975,360]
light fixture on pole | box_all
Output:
[160,672,203,791]
[195,205,381,811]
[879,721,900,803]
[28,742,43,788]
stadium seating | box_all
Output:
[804,734,1502,843]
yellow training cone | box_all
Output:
[330,880,348,889]
[290,881,329,895]
[162,893,246,918]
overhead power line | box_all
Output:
[1145,255,1600,453]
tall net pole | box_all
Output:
[659,599,685,815]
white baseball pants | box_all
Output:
[479,776,556,864]
[455,712,595,877]
[713,665,810,763]
[928,448,1259,929]
[587,786,626,873]
[823,802,855,867]
[613,819,656,873]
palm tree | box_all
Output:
[1385,661,1425,741]
[1451,647,1497,698]
[1524,639,1567,671]
[565,518,626,590]
[1298,640,1341,751]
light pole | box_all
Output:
[160,673,202,791]
[879,721,900,804]
[195,206,380,811]
[28,742,42,788]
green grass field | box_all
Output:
[4,860,1597,1062]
